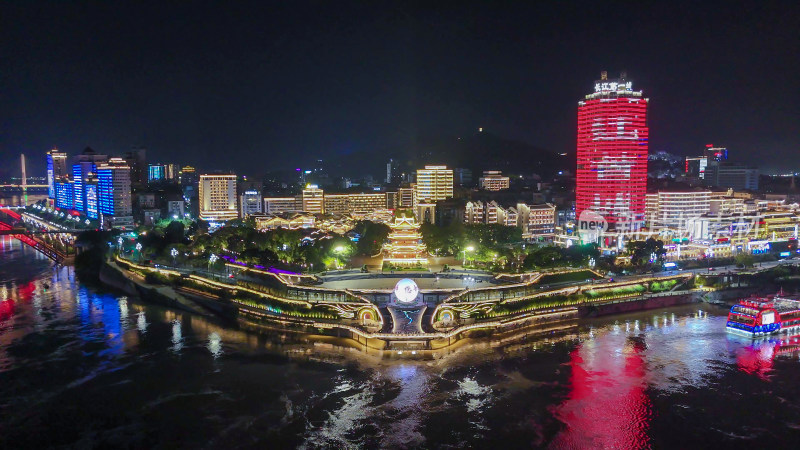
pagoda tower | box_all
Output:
[383,214,428,267]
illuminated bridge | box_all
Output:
[0,209,74,264]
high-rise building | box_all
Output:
[54,178,74,210]
[198,174,238,223]
[72,147,108,214]
[453,168,473,187]
[576,71,649,229]
[46,149,68,199]
[478,171,510,191]
[85,174,99,220]
[179,166,197,187]
[148,164,166,182]
[386,158,400,184]
[123,147,147,186]
[97,158,133,229]
[239,190,263,217]
[415,165,454,207]
[164,163,179,181]
[301,185,324,214]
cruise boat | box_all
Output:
[726,293,800,336]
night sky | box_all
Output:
[2,1,799,177]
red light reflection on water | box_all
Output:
[734,334,800,380]
[551,335,651,449]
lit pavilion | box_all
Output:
[382,214,428,267]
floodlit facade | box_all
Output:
[239,190,263,217]
[301,185,324,214]
[199,174,238,222]
[323,193,349,215]
[646,191,712,230]
[383,215,428,267]
[398,187,414,208]
[349,193,386,215]
[576,71,648,229]
[415,165,453,206]
[264,197,299,214]
[478,171,510,191]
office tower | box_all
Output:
[453,168,473,187]
[72,147,108,214]
[198,174,238,222]
[576,71,649,229]
[386,158,400,184]
[239,190,263,217]
[704,162,759,191]
[97,158,133,229]
[164,163,179,181]
[179,166,198,187]
[54,178,74,210]
[148,164,165,182]
[478,171,510,191]
[46,149,68,199]
[301,185,324,214]
[415,165,454,207]
[123,147,147,186]
[85,174,99,219]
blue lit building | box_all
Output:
[71,147,107,214]
[85,175,99,219]
[97,158,133,229]
[148,164,165,182]
[46,149,68,199]
[54,179,74,210]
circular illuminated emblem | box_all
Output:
[393,278,419,304]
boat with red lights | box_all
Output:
[726,293,800,336]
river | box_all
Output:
[2,237,800,448]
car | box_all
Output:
[708,267,716,271]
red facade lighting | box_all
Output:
[576,76,649,228]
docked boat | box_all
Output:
[726,293,800,336]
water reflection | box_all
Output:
[171,320,183,353]
[4,241,800,447]
[207,331,222,358]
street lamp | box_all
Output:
[208,253,218,273]
[462,245,475,266]
[170,248,179,266]
[117,237,124,253]
[334,245,345,269]
[135,242,142,262]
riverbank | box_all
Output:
[99,257,714,352]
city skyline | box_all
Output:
[2,1,799,178]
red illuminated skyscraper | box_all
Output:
[576,71,649,230]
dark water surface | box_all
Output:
[2,237,800,449]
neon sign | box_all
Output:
[594,81,633,93]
